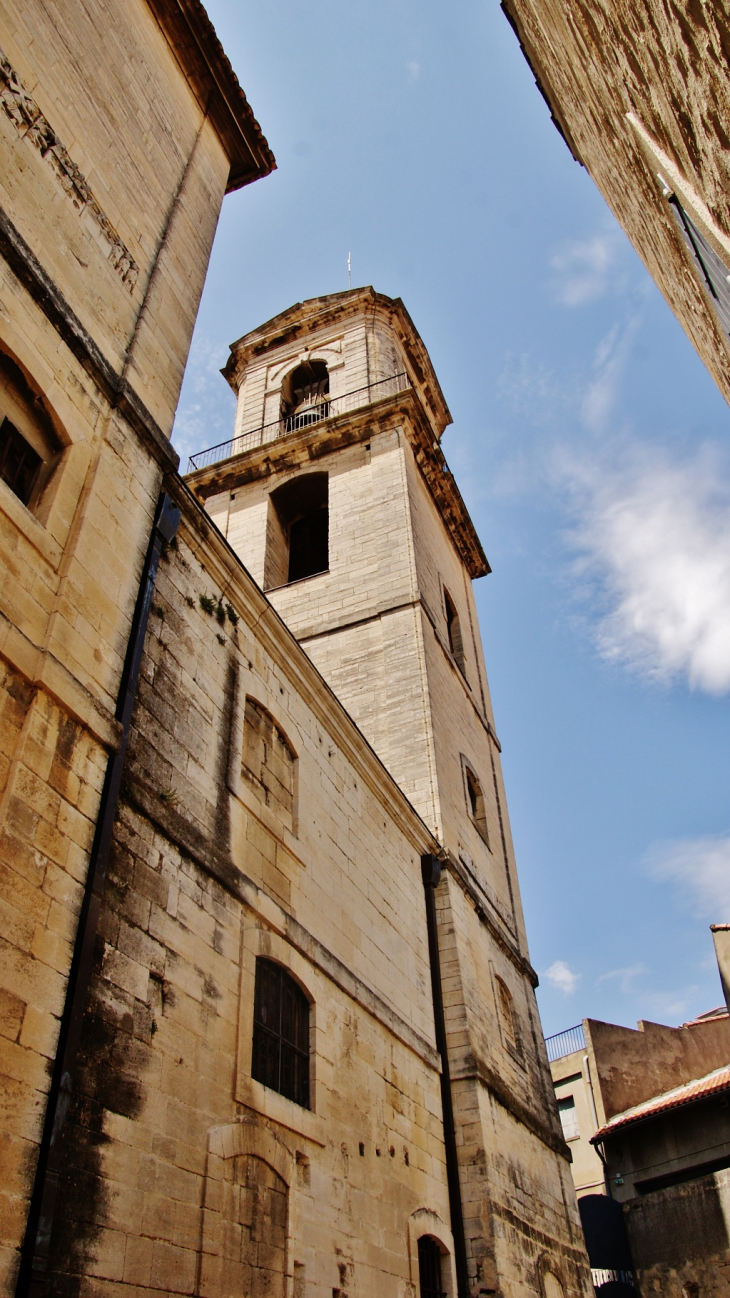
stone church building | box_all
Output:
[0,2,592,1296]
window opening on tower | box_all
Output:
[444,588,466,676]
[265,472,329,589]
[464,763,489,847]
[281,359,330,432]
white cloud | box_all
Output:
[407,60,420,80]
[544,960,581,995]
[646,833,730,921]
[561,443,730,694]
[550,232,623,307]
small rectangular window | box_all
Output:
[0,417,42,507]
[558,1095,579,1141]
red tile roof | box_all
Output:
[591,1064,730,1143]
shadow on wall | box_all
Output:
[625,1167,730,1273]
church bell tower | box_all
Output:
[186,289,589,1296]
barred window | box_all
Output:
[0,418,42,507]
[417,1236,444,1298]
[252,958,310,1108]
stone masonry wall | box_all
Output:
[37,491,457,1296]
[0,1,261,1286]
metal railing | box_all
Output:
[187,371,410,472]
[544,1023,585,1063]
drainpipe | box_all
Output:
[421,853,470,1298]
[16,492,180,1298]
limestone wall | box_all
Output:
[38,489,460,1296]
[0,1,271,1285]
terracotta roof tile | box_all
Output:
[592,1064,730,1143]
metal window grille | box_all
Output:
[669,196,730,338]
[0,416,42,506]
[417,1236,445,1298]
[252,958,310,1108]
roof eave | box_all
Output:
[144,0,275,191]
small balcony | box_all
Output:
[186,371,409,473]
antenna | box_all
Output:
[348,252,351,290]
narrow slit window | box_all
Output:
[444,588,466,675]
[465,765,489,846]
[496,974,519,1054]
[251,958,310,1108]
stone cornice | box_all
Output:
[185,388,489,580]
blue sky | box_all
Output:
[173,0,730,1037]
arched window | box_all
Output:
[241,698,296,831]
[0,350,60,510]
[443,588,465,675]
[252,958,310,1108]
[265,472,329,588]
[495,974,518,1053]
[465,764,489,846]
[542,1272,565,1298]
[281,359,330,431]
[417,1236,444,1298]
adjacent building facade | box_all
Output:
[548,941,730,1298]
[501,0,730,407]
[0,0,273,1289]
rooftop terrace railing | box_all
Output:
[187,371,410,473]
[544,1023,586,1063]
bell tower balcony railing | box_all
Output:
[187,371,409,472]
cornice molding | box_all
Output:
[186,388,489,579]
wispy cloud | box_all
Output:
[407,60,420,80]
[581,315,640,434]
[597,963,647,994]
[646,833,730,920]
[549,231,624,308]
[544,960,581,994]
[560,443,730,694]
